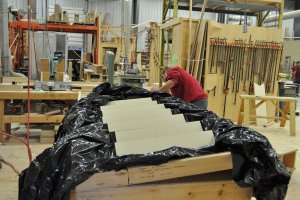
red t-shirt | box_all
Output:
[292,66,296,79]
[166,66,208,103]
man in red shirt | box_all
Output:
[292,61,300,84]
[151,66,208,109]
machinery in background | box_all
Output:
[34,81,71,91]
[119,63,146,88]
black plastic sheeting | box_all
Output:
[19,83,291,200]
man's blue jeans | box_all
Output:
[192,99,208,109]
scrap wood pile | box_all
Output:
[19,83,290,200]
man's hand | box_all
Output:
[150,86,159,92]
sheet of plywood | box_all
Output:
[254,83,268,126]
[104,98,154,106]
[102,107,171,123]
[107,114,186,132]
[115,121,203,141]
[102,102,165,114]
[115,130,215,156]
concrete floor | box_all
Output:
[0,112,299,199]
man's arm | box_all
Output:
[151,80,176,93]
[158,80,176,93]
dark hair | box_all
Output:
[297,61,300,64]
[160,67,170,80]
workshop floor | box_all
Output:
[0,101,299,200]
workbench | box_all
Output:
[0,91,80,142]
[238,95,297,136]
[71,144,296,200]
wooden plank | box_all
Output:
[115,130,215,156]
[75,170,129,192]
[2,76,28,83]
[240,95,297,102]
[289,101,296,136]
[0,91,79,100]
[40,58,50,72]
[128,152,232,185]
[3,114,65,123]
[254,83,267,126]
[0,100,4,142]
[282,151,297,169]
[185,0,192,72]
[40,137,55,144]
[243,99,250,126]
[72,177,252,200]
[0,84,24,91]
[160,18,182,30]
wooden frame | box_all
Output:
[238,95,297,136]
[71,146,296,199]
[0,91,80,142]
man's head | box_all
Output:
[160,66,170,82]
[296,61,300,67]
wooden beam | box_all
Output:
[128,152,232,185]
[72,178,252,200]
[240,95,297,102]
[289,101,296,136]
[3,114,65,123]
[160,18,182,30]
[0,91,79,100]
[0,100,4,142]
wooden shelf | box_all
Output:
[9,21,97,34]
[3,114,65,123]
[0,91,79,100]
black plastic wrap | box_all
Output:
[19,83,291,200]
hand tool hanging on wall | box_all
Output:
[272,43,283,92]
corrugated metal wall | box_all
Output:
[91,0,122,26]
[136,0,163,52]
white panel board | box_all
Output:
[102,107,171,123]
[106,114,186,132]
[115,130,215,156]
[115,121,203,141]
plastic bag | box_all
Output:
[19,83,291,200]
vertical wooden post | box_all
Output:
[186,0,192,72]
[278,0,284,29]
[289,102,296,136]
[243,99,250,126]
[237,98,244,124]
[280,102,290,127]
[0,100,5,143]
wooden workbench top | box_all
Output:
[0,91,80,100]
